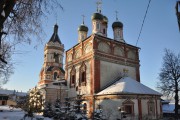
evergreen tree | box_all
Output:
[29,87,44,113]
[73,94,88,120]
[93,105,105,120]
[43,102,54,118]
[53,99,63,119]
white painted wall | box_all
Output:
[141,99,148,116]
[100,61,136,89]
[68,61,91,98]
[96,99,139,120]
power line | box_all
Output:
[136,0,152,46]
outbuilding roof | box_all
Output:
[97,77,162,96]
[0,89,27,96]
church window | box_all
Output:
[96,22,100,30]
[81,34,84,40]
[124,105,133,114]
[117,29,120,36]
[54,72,58,80]
[70,67,76,88]
[103,29,106,34]
[72,75,75,84]
[79,63,86,86]
[83,103,87,111]
[122,99,134,115]
[54,53,59,63]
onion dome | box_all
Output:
[91,13,104,20]
[78,24,88,32]
[103,15,108,23]
[112,21,123,29]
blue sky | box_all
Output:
[3,0,180,92]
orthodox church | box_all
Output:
[34,3,162,120]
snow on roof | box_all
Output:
[0,89,27,96]
[162,103,175,113]
[97,77,162,96]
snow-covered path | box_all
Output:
[0,106,52,120]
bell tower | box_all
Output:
[38,24,65,86]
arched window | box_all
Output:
[54,53,59,63]
[54,72,58,80]
[83,103,87,112]
[96,22,100,30]
[79,63,86,86]
[81,34,84,40]
[103,29,106,34]
[70,67,76,88]
[117,29,120,37]
[122,99,134,115]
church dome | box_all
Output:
[91,13,104,20]
[112,21,123,29]
[103,15,108,23]
[78,24,88,32]
[48,24,62,44]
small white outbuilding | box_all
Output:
[95,77,162,120]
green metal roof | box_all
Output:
[103,15,108,23]
[91,13,103,20]
[78,24,88,32]
[112,21,123,29]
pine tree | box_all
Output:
[43,102,54,118]
[73,94,88,120]
[93,105,105,120]
[53,99,63,119]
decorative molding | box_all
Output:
[98,42,111,53]
[114,46,124,56]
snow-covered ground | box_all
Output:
[0,106,52,120]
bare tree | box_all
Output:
[0,41,13,87]
[176,1,180,32]
[0,0,63,86]
[158,49,180,119]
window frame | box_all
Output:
[70,67,76,88]
[79,63,86,86]
[122,99,134,115]
[53,72,58,80]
